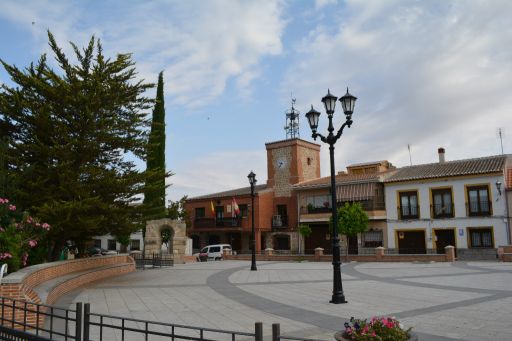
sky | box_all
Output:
[1,0,512,203]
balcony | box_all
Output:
[466,201,492,217]
[271,215,288,228]
[397,205,420,220]
[431,203,454,218]
[193,217,241,228]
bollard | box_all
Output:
[272,323,280,341]
[255,322,263,341]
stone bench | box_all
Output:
[0,255,135,304]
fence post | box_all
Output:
[83,303,90,341]
[255,322,263,341]
[75,302,82,341]
[272,323,280,341]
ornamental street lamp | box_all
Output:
[248,171,257,271]
[305,88,357,304]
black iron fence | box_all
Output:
[131,253,173,269]
[0,297,81,341]
[0,297,266,341]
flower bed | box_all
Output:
[335,317,415,341]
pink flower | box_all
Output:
[0,198,8,204]
[28,240,38,248]
[0,252,12,260]
[42,223,50,230]
[371,332,376,337]
[0,226,4,232]
[8,204,16,211]
[26,216,33,224]
[22,253,29,266]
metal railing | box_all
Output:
[271,215,288,228]
[0,297,266,341]
[83,303,261,341]
[466,201,492,216]
[431,203,454,218]
[131,252,173,269]
[0,296,81,341]
[385,248,441,255]
[272,323,329,341]
[397,205,420,220]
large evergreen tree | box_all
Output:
[143,71,168,220]
[0,31,154,259]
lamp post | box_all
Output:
[248,171,258,271]
[305,88,357,304]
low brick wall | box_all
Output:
[223,246,454,263]
[0,255,135,329]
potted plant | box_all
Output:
[335,317,416,341]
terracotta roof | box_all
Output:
[385,155,506,183]
[187,184,267,201]
[294,172,390,190]
[507,168,512,189]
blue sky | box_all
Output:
[1,0,512,202]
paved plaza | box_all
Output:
[57,260,512,340]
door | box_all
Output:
[305,224,331,254]
[434,229,456,255]
[348,236,358,255]
[397,230,426,254]
[227,233,241,253]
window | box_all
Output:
[431,188,453,218]
[399,191,419,219]
[130,239,140,251]
[469,228,493,248]
[107,239,117,251]
[239,204,248,217]
[363,230,383,248]
[195,207,205,218]
[306,195,331,213]
[209,246,221,253]
[467,185,491,216]
[93,239,102,248]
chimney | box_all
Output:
[438,147,445,163]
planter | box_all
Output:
[334,331,418,341]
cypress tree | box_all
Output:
[143,71,168,220]
[0,31,153,258]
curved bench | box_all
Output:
[0,255,135,305]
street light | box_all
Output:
[305,88,357,304]
[248,171,257,271]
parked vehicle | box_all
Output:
[195,244,232,262]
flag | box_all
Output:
[210,200,215,215]
[232,197,240,217]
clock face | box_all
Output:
[276,158,287,169]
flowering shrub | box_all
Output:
[342,316,412,341]
[0,197,50,272]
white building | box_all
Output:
[93,231,144,253]
[384,149,510,259]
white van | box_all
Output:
[197,244,232,261]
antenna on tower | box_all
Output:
[284,94,300,139]
[498,128,504,155]
[407,144,412,166]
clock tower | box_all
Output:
[265,138,320,197]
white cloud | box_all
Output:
[166,150,267,201]
[282,0,512,174]
[0,0,286,108]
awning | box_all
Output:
[336,182,375,202]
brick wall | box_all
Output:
[0,255,135,330]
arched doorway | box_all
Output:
[161,228,174,254]
[144,218,187,263]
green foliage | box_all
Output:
[144,71,170,220]
[298,224,312,237]
[0,198,50,272]
[330,202,369,236]
[167,195,188,220]
[0,31,154,259]
[161,228,172,249]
